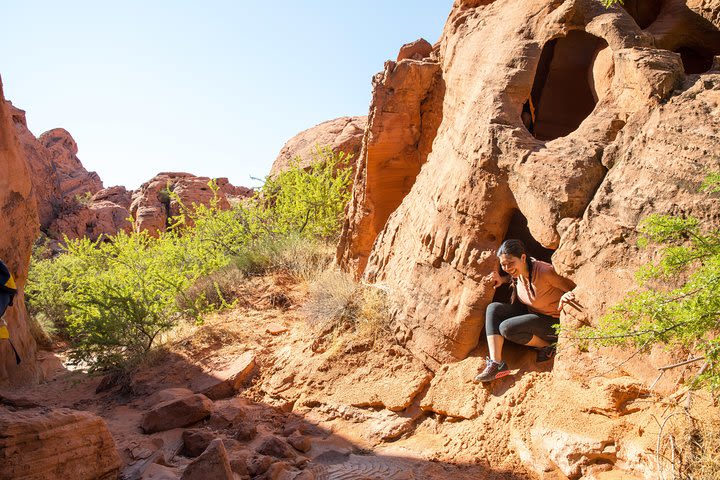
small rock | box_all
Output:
[195,352,257,400]
[266,461,294,480]
[208,400,247,429]
[234,421,258,441]
[287,430,311,453]
[257,435,296,459]
[180,438,233,480]
[266,323,288,335]
[294,471,315,480]
[144,388,195,409]
[182,429,217,457]
[141,463,179,480]
[141,394,214,434]
[247,454,273,476]
[227,449,250,476]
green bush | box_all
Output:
[574,174,720,390]
[26,148,352,372]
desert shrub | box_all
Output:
[26,148,353,371]
[259,146,353,240]
[232,234,334,280]
[572,173,720,391]
[177,264,245,315]
[303,269,393,338]
[74,191,93,207]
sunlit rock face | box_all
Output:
[130,172,253,236]
[270,116,367,177]
[338,0,720,370]
[0,79,40,386]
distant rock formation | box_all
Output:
[269,116,366,176]
[130,173,253,236]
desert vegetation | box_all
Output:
[25,146,357,372]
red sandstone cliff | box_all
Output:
[0,80,40,386]
[338,0,720,379]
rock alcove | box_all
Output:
[522,30,608,141]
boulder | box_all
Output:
[141,393,214,433]
[256,435,296,459]
[180,438,233,480]
[397,38,434,61]
[287,430,311,453]
[182,428,217,457]
[269,116,366,177]
[192,351,257,400]
[0,80,40,386]
[0,407,121,480]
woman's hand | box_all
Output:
[487,270,505,289]
[559,291,577,309]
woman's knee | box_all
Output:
[485,302,506,319]
[499,321,532,344]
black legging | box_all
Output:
[485,302,558,345]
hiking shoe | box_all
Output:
[535,345,556,363]
[474,357,510,383]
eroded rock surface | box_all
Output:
[0,407,121,480]
[270,116,367,176]
[0,81,39,386]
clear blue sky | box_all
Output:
[1,1,450,190]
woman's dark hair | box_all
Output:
[497,239,535,302]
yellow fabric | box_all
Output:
[0,326,9,340]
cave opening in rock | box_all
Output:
[525,30,608,141]
[492,209,555,303]
[621,0,662,29]
[677,46,716,74]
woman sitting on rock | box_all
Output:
[474,239,576,383]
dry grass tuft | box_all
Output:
[302,269,394,341]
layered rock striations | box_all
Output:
[338,0,720,372]
[0,407,121,480]
[337,40,445,276]
[269,116,367,176]
[0,80,40,386]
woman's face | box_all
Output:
[499,253,527,278]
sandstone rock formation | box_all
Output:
[0,406,121,480]
[48,186,133,242]
[337,39,444,276]
[269,116,367,176]
[8,102,133,245]
[130,172,252,236]
[0,80,39,386]
[338,0,720,378]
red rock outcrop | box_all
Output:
[338,0,720,376]
[130,173,252,236]
[38,128,103,200]
[0,79,39,386]
[269,116,367,176]
[48,190,133,242]
[0,406,121,480]
[337,39,444,275]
